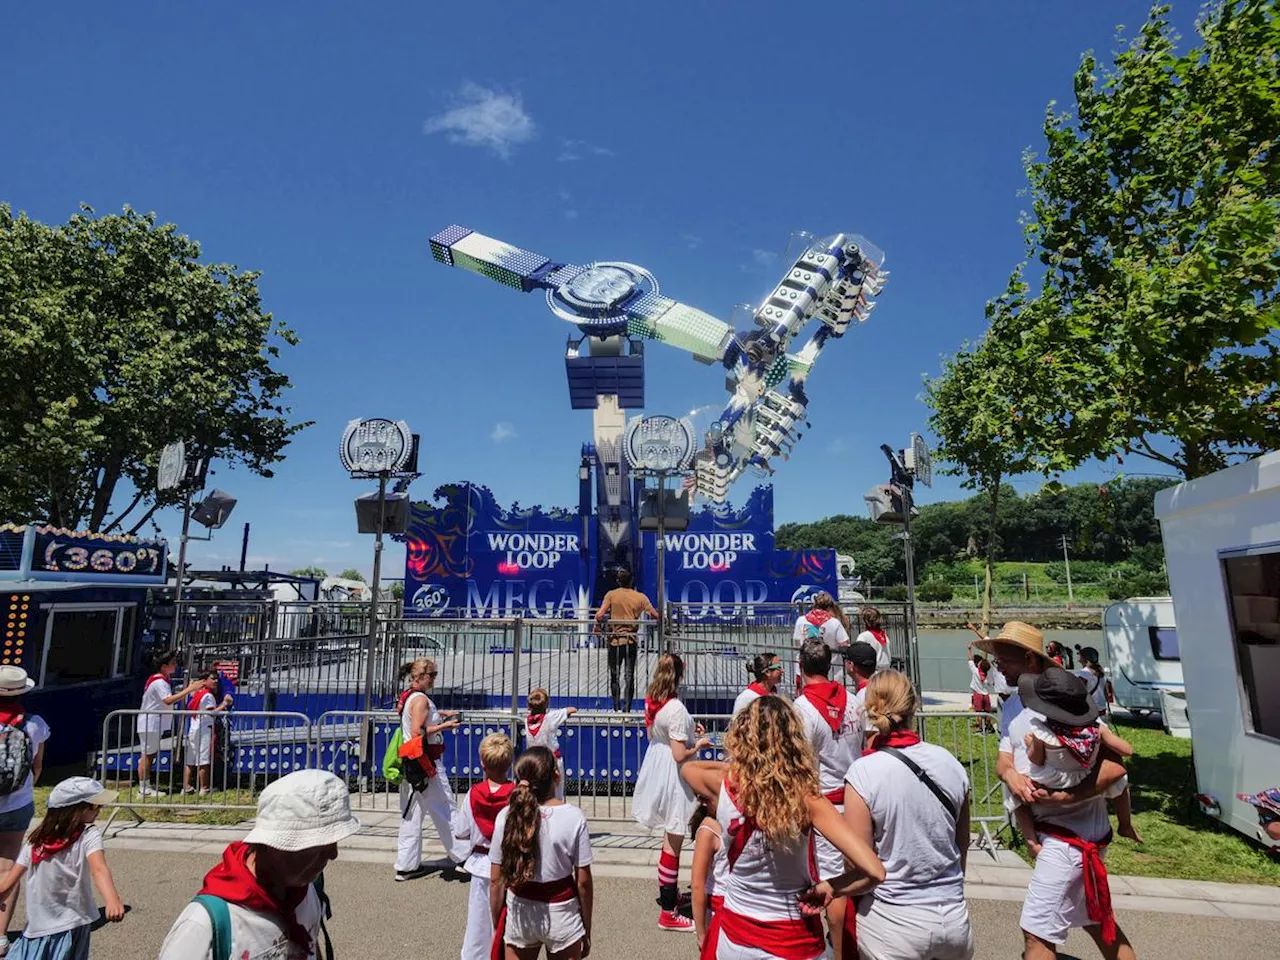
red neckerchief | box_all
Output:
[144,673,168,693]
[644,696,670,731]
[746,681,770,697]
[526,711,547,737]
[187,689,212,712]
[801,680,848,736]
[805,610,832,628]
[1045,720,1101,768]
[31,825,85,866]
[396,688,418,714]
[0,702,24,728]
[868,629,888,648]
[722,778,756,871]
[862,730,921,757]
[1036,824,1116,945]
[855,678,869,693]
[469,781,515,842]
[198,841,312,952]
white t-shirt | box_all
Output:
[648,699,692,746]
[968,662,989,695]
[794,687,864,798]
[990,665,1013,697]
[998,692,1023,741]
[716,780,813,923]
[16,824,104,937]
[490,804,592,886]
[524,708,570,755]
[1078,669,1108,713]
[158,887,324,960]
[855,630,892,672]
[1000,707,1111,842]
[731,687,764,719]
[187,691,216,745]
[0,715,49,814]
[845,743,969,906]
[453,781,513,877]
[794,614,849,650]
[140,676,175,734]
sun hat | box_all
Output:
[48,777,118,808]
[973,621,1051,663]
[242,770,361,852]
[1237,787,1280,816]
[841,641,878,675]
[1018,667,1099,727]
[0,666,34,697]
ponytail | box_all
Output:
[746,652,779,683]
[500,747,558,887]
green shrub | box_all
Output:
[917,579,955,603]
[883,585,908,602]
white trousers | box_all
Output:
[396,775,457,871]
[461,874,493,960]
[855,897,973,960]
[555,757,566,802]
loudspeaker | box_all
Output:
[192,490,237,529]
[864,485,918,524]
[355,492,409,534]
[638,488,691,532]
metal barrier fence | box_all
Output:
[96,704,1009,849]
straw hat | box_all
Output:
[973,621,1051,662]
[0,666,34,697]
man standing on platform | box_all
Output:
[595,569,659,711]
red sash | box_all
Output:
[489,875,578,960]
[187,690,212,713]
[699,895,725,960]
[801,680,848,736]
[823,787,845,805]
[644,696,670,731]
[470,781,516,850]
[718,907,825,960]
[396,688,416,714]
[1037,824,1116,945]
[746,681,770,698]
[862,730,920,757]
[855,679,869,693]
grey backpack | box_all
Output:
[0,718,32,796]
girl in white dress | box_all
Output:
[395,658,461,880]
[633,653,712,931]
[523,688,577,801]
[681,697,884,960]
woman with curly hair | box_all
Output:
[683,697,884,960]
[839,670,973,960]
[633,653,713,931]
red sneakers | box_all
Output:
[657,909,695,931]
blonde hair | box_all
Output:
[479,733,513,774]
[398,658,436,686]
[527,688,549,715]
[499,747,558,887]
[724,696,818,848]
[812,592,851,636]
[863,670,919,737]
[646,653,684,703]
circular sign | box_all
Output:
[545,261,658,331]
[157,441,187,492]
[623,415,696,472]
[340,418,413,474]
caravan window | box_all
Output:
[1148,627,1180,661]
[37,604,136,688]
[1221,550,1280,741]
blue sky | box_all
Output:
[2,1,1196,578]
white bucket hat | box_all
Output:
[243,770,360,852]
[0,666,34,697]
[49,776,118,808]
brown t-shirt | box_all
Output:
[599,588,658,646]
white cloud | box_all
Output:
[423,82,535,159]
[752,248,777,266]
[564,209,579,220]
[557,138,613,161]
[491,422,517,443]
[825,438,849,455]
[682,234,703,250]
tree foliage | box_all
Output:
[1008,1,1280,478]
[0,205,307,532]
[289,566,328,579]
[338,568,367,583]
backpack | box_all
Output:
[805,620,824,643]
[381,728,404,786]
[194,874,334,960]
[0,717,32,797]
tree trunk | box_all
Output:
[981,475,1002,632]
[88,453,124,532]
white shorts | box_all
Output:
[855,896,973,960]
[504,896,585,953]
[1020,837,1107,945]
[138,729,163,756]
[185,736,213,767]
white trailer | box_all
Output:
[1156,452,1280,846]
[1102,598,1182,716]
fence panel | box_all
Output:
[917,710,1008,850]
[97,709,313,811]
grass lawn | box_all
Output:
[33,784,250,827]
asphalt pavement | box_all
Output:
[15,851,1277,960]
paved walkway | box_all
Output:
[99,813,1280,923]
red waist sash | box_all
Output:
[490,875,578,960]
[718,906,824,960]
[1037,824,1116,945]
[823,787,845,805]
[699,895,725,960]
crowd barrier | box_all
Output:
[95,704,1007,849]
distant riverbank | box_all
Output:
[919,606,1103,630]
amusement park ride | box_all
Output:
[429,226,888,594]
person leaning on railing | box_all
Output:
[593,568,658,712]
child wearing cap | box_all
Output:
[0,777,124,960]
[158,769,360,960]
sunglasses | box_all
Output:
[425,671,438,678]
[764,664,783,673]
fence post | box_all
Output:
[510,617,523,744]
[262,600,277,713]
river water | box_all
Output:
[916,628,1104,693]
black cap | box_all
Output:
[1017,667,1098,726]
[842,641,878,675]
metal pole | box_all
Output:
[1061,534,1075,608]
[901,484,921,687]
[360,474,387,759]
[239,522,250,572]
[510,617,523,744]
[655,473,666,651]
[172,488,193,651]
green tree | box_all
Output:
[289,566,328,579]
[917,579,955,604]
[338,568,367,583]
[0,205,307,532]
[1011,1,1280,479]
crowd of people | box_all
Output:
[9,605,1280,959]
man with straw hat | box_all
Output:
[158,770,358,959]
[975,623,1136,960]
